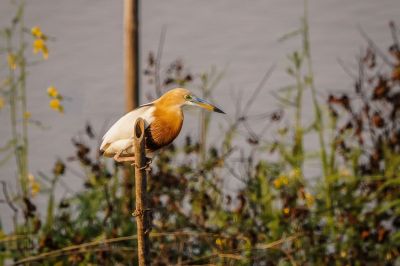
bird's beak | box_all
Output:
[191,96,225,114]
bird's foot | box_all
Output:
[145,158,152,168]
[113,145,134,163]
[132,158,152,170]
[113,154,135,163]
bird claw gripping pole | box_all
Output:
[131,158,152,170]
[132,118,151,266]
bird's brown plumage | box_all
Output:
[145,88,188,152]
[145,106,183,152]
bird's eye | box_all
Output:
[184,95,192,101]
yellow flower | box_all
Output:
[7,53,17,70]
[304,192,314,207]
[273,178,282,189]
[283,207,290,215]
[31,182,41,197]
[49,98,60,109]
[0,97,4,110]
[280,175,289,185]
[33,39,44,53]
[33,39,49,59]
[31,26,43,39]
[28,174,40,197]
[49,99,64,113]
[47,86,59,98]
[23,111,31,120]
[274,174,289,189]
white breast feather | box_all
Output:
[100,105,155,151]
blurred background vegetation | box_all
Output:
[1,0,400,265]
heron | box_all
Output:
[100,88,225,163]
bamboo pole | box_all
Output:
[124,0,139,110]
[133,118,150,266]
[123,0,140,215]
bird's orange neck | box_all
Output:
[146,101,184,151]
[153,101,183,132]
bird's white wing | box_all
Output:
[100,104,155,151]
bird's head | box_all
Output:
[158,88,225,114]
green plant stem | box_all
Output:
[199,78,210,163]
[45,175,59,232]
[6,33,26,197]
[294,65,304,169]
[18,4,29,199]
[198,68,223,163]
[303,0,328,177]
[303,0,335,242]
[328,116,337,174]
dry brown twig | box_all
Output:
[12,231,253,265]
[180,233,302,265]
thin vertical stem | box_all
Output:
[19,1,29,199]
[6,32,26,196]
[155,26,166,98]
[303,0,328,176]
[294,64,304,169]
[199,76,210,163]
[303,0,334,239]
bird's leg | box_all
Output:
[113,145,135,163]
[131,157,153,171]
[114,156,136,162]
